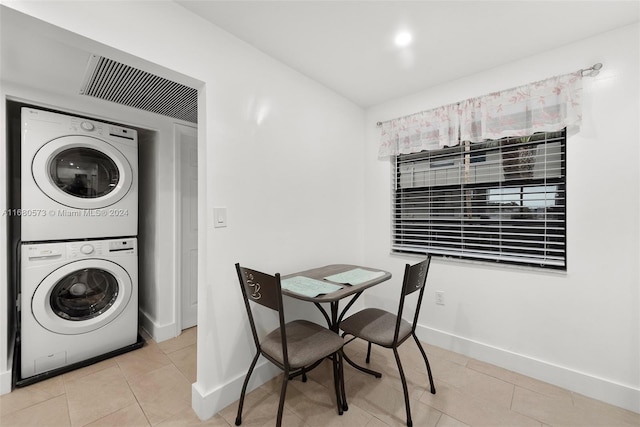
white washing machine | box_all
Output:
[20,238,138,379]
[21,107,138,241]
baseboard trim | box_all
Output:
[192,359,280,421]
[417,325,640,414]
[0,368,12,395]
[138,309,177,343]
[1,340,15,395]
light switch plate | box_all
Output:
[213,207,227,228]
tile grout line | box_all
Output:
[61,371,73,426]
[117,360,153,427]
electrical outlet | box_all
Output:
[435,291,445,305]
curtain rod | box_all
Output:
[375,63,603,127]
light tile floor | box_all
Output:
[1,327,638,426]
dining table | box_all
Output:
[281,263,392,332]
[280,264,392,410]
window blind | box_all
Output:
[392,130,566,269]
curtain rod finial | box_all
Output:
[376,121,383,127]
[582,62,604,76]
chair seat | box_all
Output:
[262,320,344,369]
[340,308,412,347]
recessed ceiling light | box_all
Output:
[395,31,412,47]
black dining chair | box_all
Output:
[234,263,346,427]
[339,257,435,427]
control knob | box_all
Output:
[80,121,95,131]
[80,244,94,255]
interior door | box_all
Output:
[178,125,198,330]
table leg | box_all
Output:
[330,302,349,411]
[313,302,331,329]
[342,351,382,378]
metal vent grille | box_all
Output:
[80,55,197,123]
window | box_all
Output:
[392,130,566,269]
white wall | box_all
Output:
[363,23,640,412]
[1,0,367,418]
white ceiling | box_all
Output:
[1,9,92,97]
[1,2,638,111]
[176,0,640,107]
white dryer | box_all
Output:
[20,238,138,379]
[21,107,138,241]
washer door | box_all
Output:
[32,259,133,335]
[32,135,133,209]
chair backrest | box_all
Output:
[402,257,431,297]
[394,256,431,344]
[235,263,289,363]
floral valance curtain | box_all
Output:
[378,71,582,158]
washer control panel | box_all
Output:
[23,238,136,262]
[67,238,136,258]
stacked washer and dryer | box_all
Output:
[18,107,140,382]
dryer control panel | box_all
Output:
[22,107,137,142]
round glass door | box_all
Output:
[50,268,119,321]
[49,148,120,199]
[32,259,132,335]
[32,135,133,210]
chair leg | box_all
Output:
[331,353,344,415]
[412,333,436,394]
[366,341,372,363]
[276,371,289,427]
[393,347,413,427]
[235,352,260,426]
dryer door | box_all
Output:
[32,259,133,335]
[32,135,133,209]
